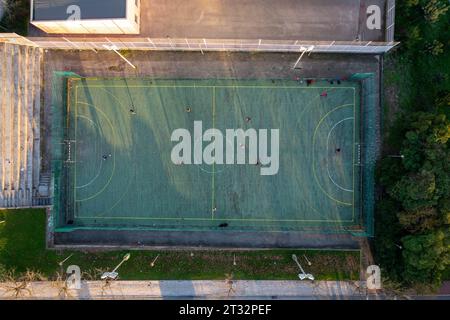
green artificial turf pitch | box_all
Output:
[63,78,362,232]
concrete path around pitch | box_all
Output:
[0,280,370,300]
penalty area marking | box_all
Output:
[326,117,354,193]
[75,115,103,189]
[74,101,116,203]
[312,104,354,206]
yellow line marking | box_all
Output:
[211,86,216,220]
[352,88,356,221]
[75,85,356,90]
[77,216,355,223]
[66,78,71,135]
[70,82,359,224]
[74,85,77,212]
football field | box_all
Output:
[60,78,362,232]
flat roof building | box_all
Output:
[31,0,140,34]
[27,0,396,54]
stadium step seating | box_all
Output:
[37,172,51,197]
[0,42,42,208]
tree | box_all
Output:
[436,93,450,110]
[426,40,444,56]
[423,0,450,23]
[377,157,405,188]
[389,170,437,211]
[375,111,449,286]
[400,113,449,171]
[439,197,450,225]
[0,0,30,35]
[397,207,440,233]
[376,0,450,288]
[402,231,449,285]
[373,199,404,282]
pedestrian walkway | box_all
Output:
[0,280,367,300]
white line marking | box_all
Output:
[326,117,354,193]
[75,115,103,189]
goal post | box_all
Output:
[51,71,82,230]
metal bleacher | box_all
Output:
[0,36,46,208]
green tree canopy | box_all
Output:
[389,170,437,211]
[402,231,449,284]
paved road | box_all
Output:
[0,280,365,299]
[1,280,448,300]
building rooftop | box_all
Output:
[140,0,386,42]
[30,0,391,42]
[32,0,127,21]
